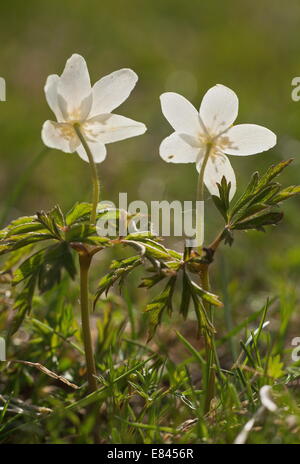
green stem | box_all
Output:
[199,265,215,414]
[196,142,216,413]
[74,123,100,225]
[196,143,212,204]
[196,143,212,255]
[79,253,97,392]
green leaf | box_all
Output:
[230,160,293,220]
[124,231,157,241]
[65,222,94,242]
[0,245,34,272]
[66,202,92,225]
[3,215,38,230]
[186,281,215,336]
[7,274,37,337]
[231,211,283,231]
[64,221,110,246]
[94,255,142,308]
[59,245,77,280]
[145,276,176,340]
[49,205,65,227]
[230,171,260,218]
[84,235,110,246]
[12,242,76,292]
[36,211,61,239]
[0,215,49,244]
[255,158,293,192]
[212,195,228,222]
[12,248,45,285]
[179,273,220,336]
[267,354,285,379]
[0,243,14,255]
[3,220,46,238]
[271,185,300,203]
[167,248,183,260]
[226,160,298,236]
[139,273,165,289]
[0,208,65,258]
[248,183,281,206]
[163,260,181,270]
[189,279,223,307]
[110,255,141,270]
[37,243,76,292]
[231,202,270,224]
[212,176,232,221]
[179,270,191,319]
[124,238,174,261]
[0,232,54,255]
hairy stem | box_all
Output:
[199,264,216,414]
[79,253,97,393]
[208,229,225,253]
[74,123,100,225]
[196,143,212,255]
[197,143,212,203]
[196,142,217,413]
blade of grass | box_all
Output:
[175,330,206,367]
[115,416,174,434]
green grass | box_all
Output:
[1,267,300,444]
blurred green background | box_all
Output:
[1,0,300,310]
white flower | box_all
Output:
[159,85,276,200]
[42,54,146,163]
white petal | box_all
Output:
[83,114,146,144]
[259,386,277,412]
[44,74,64,122]
[224,124,277,156]
[77,139,107,164]
[160,132,200,163]
[160,92,201,135]
[199,84,239,135]
[90,68,138,116]
[41,120,79,153]
[197,153,236,200]
[57,54,92,120]
[179,133,202,147]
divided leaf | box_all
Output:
[13,242,76,292]
[7,274,37,337]
[231,211,283,231]
[211,176,232,222]
[66,202,92,226]
[211,159,300,242]
[94,255,142,309]
[179,269,191,319]
[145,276,177,340]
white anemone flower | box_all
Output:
[42,54,146,163]
[159,85,276,200]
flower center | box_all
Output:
[198,131,233,156]
[58,123,76,141]
[68,108,83,122]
